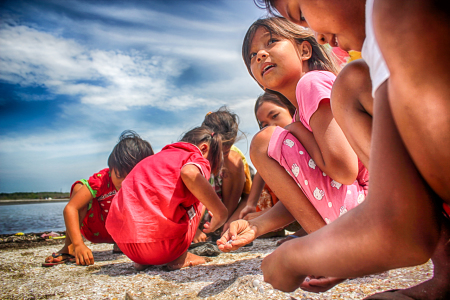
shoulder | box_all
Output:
[225,150,244,173]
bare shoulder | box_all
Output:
[224,150,244,173]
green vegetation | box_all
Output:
[0,192,70,200]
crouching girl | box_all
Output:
[106,126,228,270]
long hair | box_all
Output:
[202,106,240,150]
[242,16,340,90]
[180,126,223,175]
[108,130,154,178]
[254,90,296,129]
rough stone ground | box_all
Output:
[0,237,433,300]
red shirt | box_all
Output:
[106,142,211,243]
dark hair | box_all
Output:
[255,90,296,129]
[180,126,223,175]
[242,17,340,90]
[202,106,240,149]
[253,0,279,15]
[108,130,154,178]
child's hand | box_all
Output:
[243,210,265,221]
[217,220,257,252]
[239,204,256,219]
[74,243,94,266]
[193,228,208,243]
[203,210,226,234]
[261,243,306,292]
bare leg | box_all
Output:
[260,82,441,292]
[331,59,373,169]
[251,126,326,233]
[45,183,87,263]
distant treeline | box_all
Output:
[0,192,70,200]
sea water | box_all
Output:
[0,202,67,234]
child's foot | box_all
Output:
[166,251,206,271]
[44,244,74,263]
[112,243,123,254]
[134,262,151,271]
[300,276,346,293]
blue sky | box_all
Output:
[0,0,267,193]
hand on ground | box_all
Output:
[203,210,226,234]
[239,205,256,219]
[261,244,306,292]
[74,243,94,265]
[193,228,207,243]
[243,210,265,221]
[217,220,257,252]
[299,276,346,293]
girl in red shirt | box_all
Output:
[106,126,228,271]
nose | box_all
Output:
[256,50,268,63]
[314,32,331,45]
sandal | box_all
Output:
[42,253,76,267]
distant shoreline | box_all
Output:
[0,199,69,205]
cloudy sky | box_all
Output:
[0,0,268,193]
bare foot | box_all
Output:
[113,243,123,254]
[45,244,74,263]
[300,276,346,293]
[166,251,206,271]
[134,262,151,271]
[276,228,307,246]
[193,228,207,243]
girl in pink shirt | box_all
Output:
[219,17,368,291]
[106,126,228,271]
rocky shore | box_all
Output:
[1,235,433,299]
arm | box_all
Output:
[63,184,94,265]
[218,200,295,252]
[181,164,228,233]
[287,101,358,184]
[221,150,246,219]
[239,172,265,219]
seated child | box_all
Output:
[105,126,228,271]
[199,107,252,238]
[43,131,154,267]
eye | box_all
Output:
[268,38,278,45]
[271,113,279,120]
[250,52,256,59]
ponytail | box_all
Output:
[180,126,223,175]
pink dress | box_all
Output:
[105,142,210,265]
[267,71,369,224]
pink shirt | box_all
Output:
[106,142,211,243]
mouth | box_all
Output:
[261,64,275,76]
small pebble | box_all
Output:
[227,239,233,244]
[258,286,264,293]
[252,279,261,288]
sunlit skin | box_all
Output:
[273,0,366,51]
[249,27,310,101]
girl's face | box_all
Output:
[111,169,126,190]
[249,27,306,93]
[256,101,292,129]
[273,0,366,52]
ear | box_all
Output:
[199,142,209,156]
[299,41,313,61]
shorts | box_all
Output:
[268,126,368,224]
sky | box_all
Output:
[0,0,268,193]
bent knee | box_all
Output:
[250,126,276,163]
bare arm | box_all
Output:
[221,150,246,219]
[287,101,358,184]
[181,164,228,233]
[239,172,265,219]
[63,184,94,265]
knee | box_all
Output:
[250,126,276,165]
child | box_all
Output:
[240,91,306,242]
[201,107,252,236]
[251,1,450,299]
[219,16,369,290]
[43,131,154,267]
[105,126,228,271]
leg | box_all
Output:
[251,126,326,233]
[331,59,373,169]
[260,82,441,292]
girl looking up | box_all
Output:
[106,126,228,271]
[43,131,154,267]
[201,107,252,237]
[219,17,369,290]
